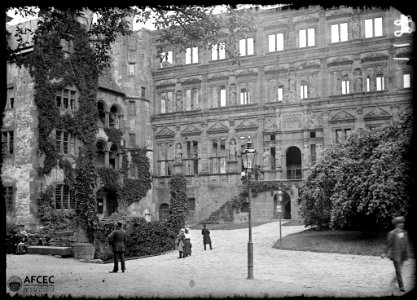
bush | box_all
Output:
[93,218,176,261]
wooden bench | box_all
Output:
[26,246,73,257]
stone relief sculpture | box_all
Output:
[176,90,183,111]
[286,70,297,103]
[229,84,237,106]
[269,79,277,102]
[160,93,166,113]
[263,147,270,170]
[351,15,361,39]
[175,143,182,163]
[228,139,237,161]
[275,147,282,168]
[308,112,321,129]
[353,68,363,92]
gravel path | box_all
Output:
[6,220,415,298]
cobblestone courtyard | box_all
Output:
[6,221,415,298]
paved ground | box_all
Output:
[6,220,415,298]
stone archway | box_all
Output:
[286,146,302,179]
[159,203,170,221]
[106,191,118,217]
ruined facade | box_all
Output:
[4,6,413,228]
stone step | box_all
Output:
[26,246,73,257]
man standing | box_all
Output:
[381,216,410,292]
[108,221,127,273]
[201,224,212,250]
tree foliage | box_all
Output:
[298,113,413,230]
[6,5,256,67]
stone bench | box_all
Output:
[26,246,73,257]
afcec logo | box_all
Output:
[7,276,23,292]
[7,275,55,295]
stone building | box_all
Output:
[149,6,413,223]
[3,6,414,229]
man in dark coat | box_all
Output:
[201,224,212,250]
[108,221,127,273]
[381,216,410,292]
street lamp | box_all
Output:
[274,188,283,245]
[241,139,257,280]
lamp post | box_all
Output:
[241,139,257,280]
[276,188,283,245]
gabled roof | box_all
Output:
[7,18,38,51]
[98,69,125,95]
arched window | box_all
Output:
[286,146,302,179]
[109,105,121,129]
[109,144,119,170]
[159,203,170,221]
[96,141,106,168]
[97,101,106,124]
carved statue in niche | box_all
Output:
[308,74,316,98]
[351,15,361,39]
[353,68,363,92]
[286,70,297,103]
[160,93,166,113]
[176,90,183,111]
[228,139,237,161]
[263,147,270,170]
[175,143,182,163]
[229,84,237,106]
[333,72,342,95]
[275,147,282,168]
[269,79,277,102]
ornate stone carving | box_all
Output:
[207,121,229,134]
[181,125,202,136]
[360,51,389,61]
[155,127,175,139]
[330,110,356,122]
[308,112,322,129]
[208,71,229,80]
[264,115,280,131]
[179,75,202,84]
[364,107,391,120]
[235,119,258,131]
[353,68,363,93]
[327,56,353,66]
[282,114,302,130]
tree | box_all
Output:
[6,6,256,68]
[298,113,413,230]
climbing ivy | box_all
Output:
[166,174,188,234]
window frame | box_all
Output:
[365,17,383,38]
[55,184,76,209]
[330,22,348,43]
[299,27,316,48]
[268,33,284,52]
[56,87,78,112]
[185,46,199,64]
[403,74,411,88]
[2,130,14,156]
[55,130,75,155]
[211,42,226,61]
[240,88,250,105]
[160,50,173,68]
[5,185,14,212]
[239,37,254,56]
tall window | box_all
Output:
[160,51,173,68]
[376,75,385,91]
[56,130,75,155]
[2,131,14,155]
[185,47,199,64]
[185,88,199,111]
[299,28,315,47]
[365,17,383,38]
[56,88,77,111]
[55,184,76,209]
[240,89,250,105]
[331,23,348,43]
[335,128,352,143]
[129,133,136,147]
[366,76,371,92]
[128,63,135,75]
[7,87,15,109]
[342,79,350,94]
[277,86,284,101]
[141,87,146,98]
[185,140,199,175]
[212,43,226,60]
[128,101,136,116]
[239,38,254,56]
[268,33,284,52]
[220,87,227,107]
[403,74,411,88]
[210,138,227,173]
[4,186,14,212]
[300,83,308,99]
